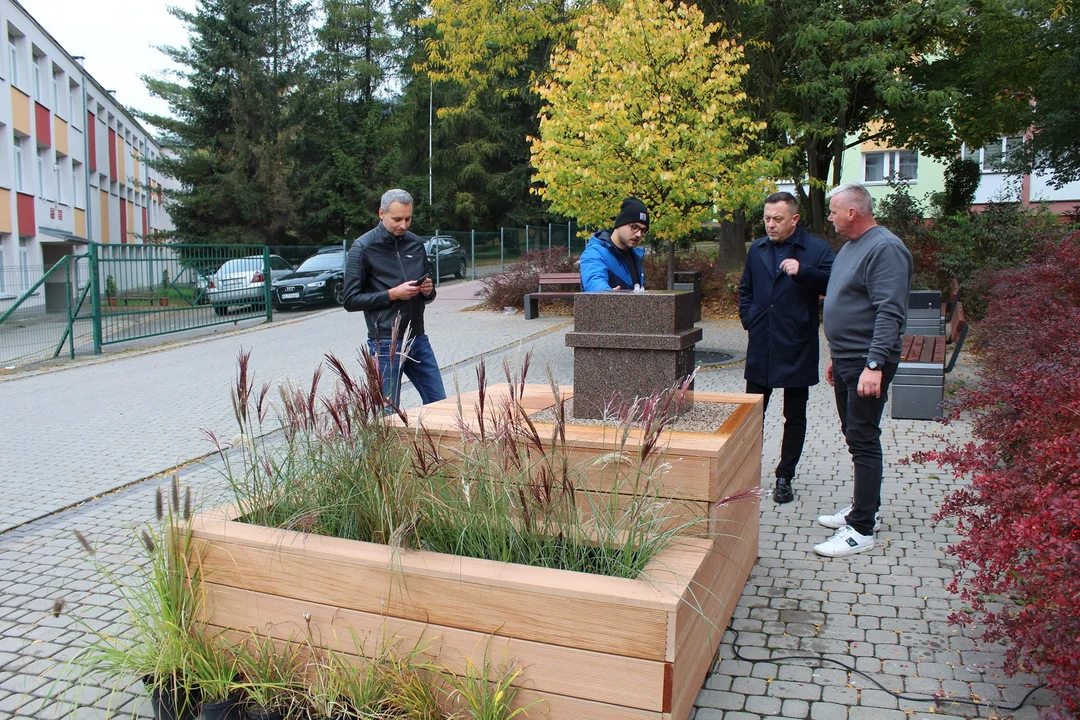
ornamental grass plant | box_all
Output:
[212,345,747,580]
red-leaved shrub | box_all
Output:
[913,231,1080,717]
[475,248,578,309]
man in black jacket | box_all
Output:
[343,189,446,407]
[739,191,835,504]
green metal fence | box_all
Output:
[1,226,587,372]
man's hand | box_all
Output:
[388,280,424,301]
[611,285,621,290]
[825,359,834,386]
[779,258,800,276]
[858,368,883,398]
[418,278,434,297]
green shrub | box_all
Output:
[105,275,118,299]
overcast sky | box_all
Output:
[21,0,199,121]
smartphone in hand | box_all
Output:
[412,272,432,287]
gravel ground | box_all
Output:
[529,396,739,433]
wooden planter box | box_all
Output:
[395,384,764,532]
[190,386,763,720]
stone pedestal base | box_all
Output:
[566,291,701,420]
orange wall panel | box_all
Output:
[53,117,69,156]
[75,208,87,239]
[11,88,31,136]
[0,189,12,234]
[127,199,135,243]
[100,189,110,243]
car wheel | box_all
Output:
[455,258,466,279]
[213,304,227,316]
[333,280,344,305]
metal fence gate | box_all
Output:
[1,244,275,371]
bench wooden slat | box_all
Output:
[525,274,583,319]
[932,336,946,364]
[918,336,935,363]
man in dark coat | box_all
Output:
[739,191,835,504]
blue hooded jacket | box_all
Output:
[579,230,646,291]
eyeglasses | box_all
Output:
[627,224,648,236]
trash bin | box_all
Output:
[673,270,702,323]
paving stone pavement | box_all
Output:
[0,296,1063,719]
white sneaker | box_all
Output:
[814,525,875,557]
[817,505,881,530]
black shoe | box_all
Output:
[773,477,794,504]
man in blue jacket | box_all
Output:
[580,198,648,291]
[739,191,835,504]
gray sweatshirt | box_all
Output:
[823,226,913,364]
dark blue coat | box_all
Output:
[738,226,835,388]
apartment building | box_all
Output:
[0,0,176,299]
[841,134,1080,215]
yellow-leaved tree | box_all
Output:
[531,0,779,287]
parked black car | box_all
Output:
[271,249,346,310]
[425,236,468,279]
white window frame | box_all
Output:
[8,42,19,89]
[55,160,63,204]
[72,163,80,208]
[13,140,24,193]
[31,56,40,98]
[0,244,6,295]
[37,151,46,198]
[863,150,918,184]
[963,136,1025,174]
[53,74,60,115]
[18,238,29,290]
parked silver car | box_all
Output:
[207,255,295,315]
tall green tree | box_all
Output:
[723,0,965,232]
[291,0,392,243]
[142,0,312,244]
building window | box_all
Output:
[19,238,29,290]
[31,56,40,98]
[8,41,18,88]
[37,151,45,198]
[55,161,63,204]
[0,242,5,295]
[53,74,60,115]
[72,162,80,208]
[962,136,1025,173]
[13,139,24,192]
[69,83,78,126]
[863,150,918,183]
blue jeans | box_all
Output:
[832,357,898,536]
[367,334,447,407]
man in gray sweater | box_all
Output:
[815,183,912,558]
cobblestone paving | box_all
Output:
[0,302,1062,719]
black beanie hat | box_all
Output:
[613,197,649,230]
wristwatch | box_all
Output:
[866,359,882,371]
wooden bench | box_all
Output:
[524,273,582,319]
[892,301,969,420]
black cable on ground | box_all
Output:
[715,628,1047,712]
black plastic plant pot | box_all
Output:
[149,684,198,720]
[244,707,284,720]
[199,693,243,720]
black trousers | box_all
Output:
[831,357,898,536]
[745,381,809,481]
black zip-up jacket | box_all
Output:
[343,224,435,341]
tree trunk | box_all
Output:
[718,211,747,272]
[666,241,675,290]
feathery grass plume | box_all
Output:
[155,487,164,522]
[51,597,65,618]
[306,366,323,429]
[231,348,253,428]
[476,360,488,442]
[255,381,272,424]
[140,529,156,556]
[183,487,192,522]
[73,529,94,556]
[170,473,181,515]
